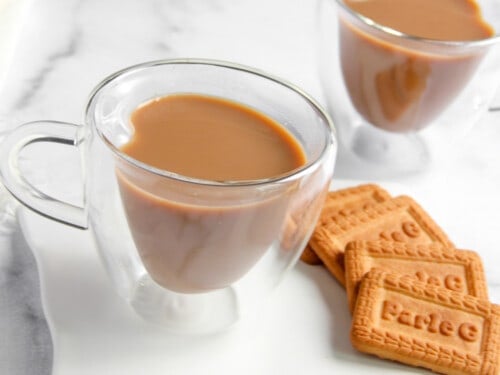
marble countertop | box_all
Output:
[1,0,500,374]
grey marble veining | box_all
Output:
[0,0,320,128]
[0,204,52,375]
[13,21,83,111]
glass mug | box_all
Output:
[0,60,337,334]
[318,0,500,176]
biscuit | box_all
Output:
[309,195,453,286]
[344,240,488,312]
[281,184,330,255]
[351,269,500,375]
[300,184,391,265]
[301,245,323,265]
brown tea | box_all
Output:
[116,94,306,293]
[340,0,494,132]
[120,94,305,181]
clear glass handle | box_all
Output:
[0,121,87,229]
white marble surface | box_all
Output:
[1,0,500,374]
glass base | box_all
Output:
[130,275,239,335]
[345,122,430,176]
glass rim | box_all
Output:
[85,58,336,187]
[334,0,500,49]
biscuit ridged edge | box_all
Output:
[311,196,453,287]
[310,226,346,285]
[352,270,500,375]
[345,240,488,302]
[302,184,391,266]
[325,184,391,202]
[320,196,453,247]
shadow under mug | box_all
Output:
[0,59,337,334]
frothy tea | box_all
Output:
[116,94,306,293]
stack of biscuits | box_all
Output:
[303,184,500,375]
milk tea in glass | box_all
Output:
[0,60,337,333]
[116,94,307,293]
[319,0,500,175]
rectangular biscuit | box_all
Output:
[351,269,500,375]
[309,195,453,286]
[344,240,488,312]
[301,244,323,265]
[301,184,391,265]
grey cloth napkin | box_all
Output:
[0,196,53,375]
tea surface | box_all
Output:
[121,94,306,181]
[345,0,494,41]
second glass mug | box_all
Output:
[318,0,500,176]
[0,60,337,334]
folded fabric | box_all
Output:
[0,204,53,375]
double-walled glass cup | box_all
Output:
[319,0,500,176]
[0,60,337,334]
